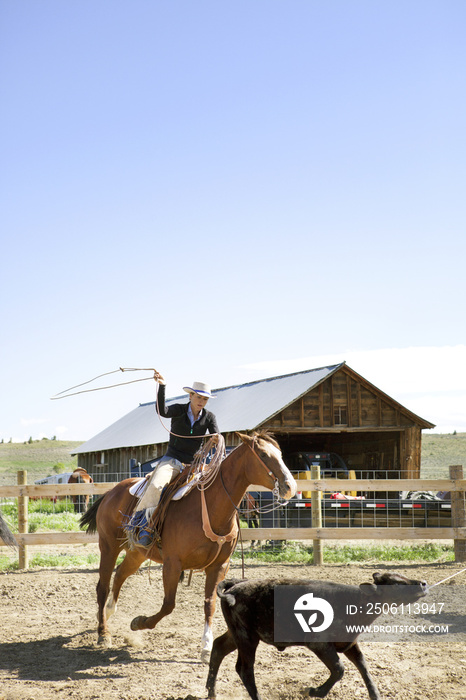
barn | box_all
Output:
[72,362,434,483]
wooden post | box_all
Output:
[17,470,29,570]
[311,464,323,565]
[450,465,466,562]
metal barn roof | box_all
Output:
[72,364,343,454]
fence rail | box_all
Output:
[1,477,466,497]
[1,470,465,568]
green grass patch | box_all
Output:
[27,511,82,533]
[233,541,455,564]
[1,499,81,533]
[0,541,454,573]
[0,551,131,572]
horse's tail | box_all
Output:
[0,512,18,550]
[79,494,104,534]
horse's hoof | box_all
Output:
[97,633,112,647]
[130,615,147,631]
[201,648,211,663]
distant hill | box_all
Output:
[420,432,466,478]
[0,439,81,483]
[0,434,464,483]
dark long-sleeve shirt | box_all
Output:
[157,383,219,464]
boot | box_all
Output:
[131,510,154,548]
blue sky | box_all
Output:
[1,1,465,442]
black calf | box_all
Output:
[206,572,427,700]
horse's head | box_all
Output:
[236,431,297,500]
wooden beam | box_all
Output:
[239,527,463,540]
[14,532,99,545]
[346,375,352,428]
[273,426,406,434]
[450,465,466,561]
[330,377,334,426]
[318,383,324,425]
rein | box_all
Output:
[218,440,286,518]
[198,438,285,575]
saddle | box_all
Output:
[125,465,199,549]
[149,465,198,538]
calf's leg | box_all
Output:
[344,643,381,700]
[235,635,261,700]
[206,630,237,699]
[307,644,345,698]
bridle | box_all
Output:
[218,437,284,515]
[245,437,281,497]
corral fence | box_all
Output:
[0,466,465,569]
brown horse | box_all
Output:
[80,431,296,658]
[68,468,94,513]
[0,512,17,550]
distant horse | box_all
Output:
[68,468,93,513]
[0,512,17,550]
[80,431,296,658]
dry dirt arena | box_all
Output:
[1,548,465,700]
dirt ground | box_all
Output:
[1,546,466,700]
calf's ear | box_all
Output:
[360,582,378,597]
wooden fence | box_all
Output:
[1,467,465,568]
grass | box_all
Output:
[420,431,466,478]
[1,498,82,533]
[232,540,454,565]
[0,551,101,571]
[0,538,454,572]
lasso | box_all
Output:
[51,367,291,516]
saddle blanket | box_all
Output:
[128,472,202,501]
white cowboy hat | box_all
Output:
[183,381,216,398]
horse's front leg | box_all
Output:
[202,559,231,662]
[130,557,181,631]
[107,547,147,620]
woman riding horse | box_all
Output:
[130,373,219,546]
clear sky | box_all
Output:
[1,1,465,443]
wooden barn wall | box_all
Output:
[266,371,414,431]
[262,368,423,477]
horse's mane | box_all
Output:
[249,430,280,450]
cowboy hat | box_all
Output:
[183,381,216,398]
